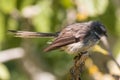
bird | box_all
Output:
[9,21,107,54]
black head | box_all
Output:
[90,21,107,37]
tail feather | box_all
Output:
[8,30,57,38]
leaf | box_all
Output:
[0,13,5,49]
[115,13,120,36]
[60,0,74,9]
[0,0,16,14]
[20,0,35,9]
[32,0,53,32]
[0,63,10,80]
[92,45,108,55]
[76,0,109,17]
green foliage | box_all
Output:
[0,0,120,80]
[33,0,53,32]
[0,63,10,80]
[0,0,16,14]
[0,13,5,49]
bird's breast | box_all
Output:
[61,37,100,54]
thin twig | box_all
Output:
[101,35,120,71]
[109,55,120,70]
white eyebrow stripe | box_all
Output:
[94,32,100,39]
[100,26,106,32]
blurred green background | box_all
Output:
[0,0,120,80]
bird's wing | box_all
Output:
[44,23,90,52]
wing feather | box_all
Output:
[44,22,92,52]
[44,36,76,52]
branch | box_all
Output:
[0,48,25,63]
[70,52,89,80]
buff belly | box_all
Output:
[62,39,99,54]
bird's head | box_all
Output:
[90,21,107,37]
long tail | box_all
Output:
[8,30,58,38]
